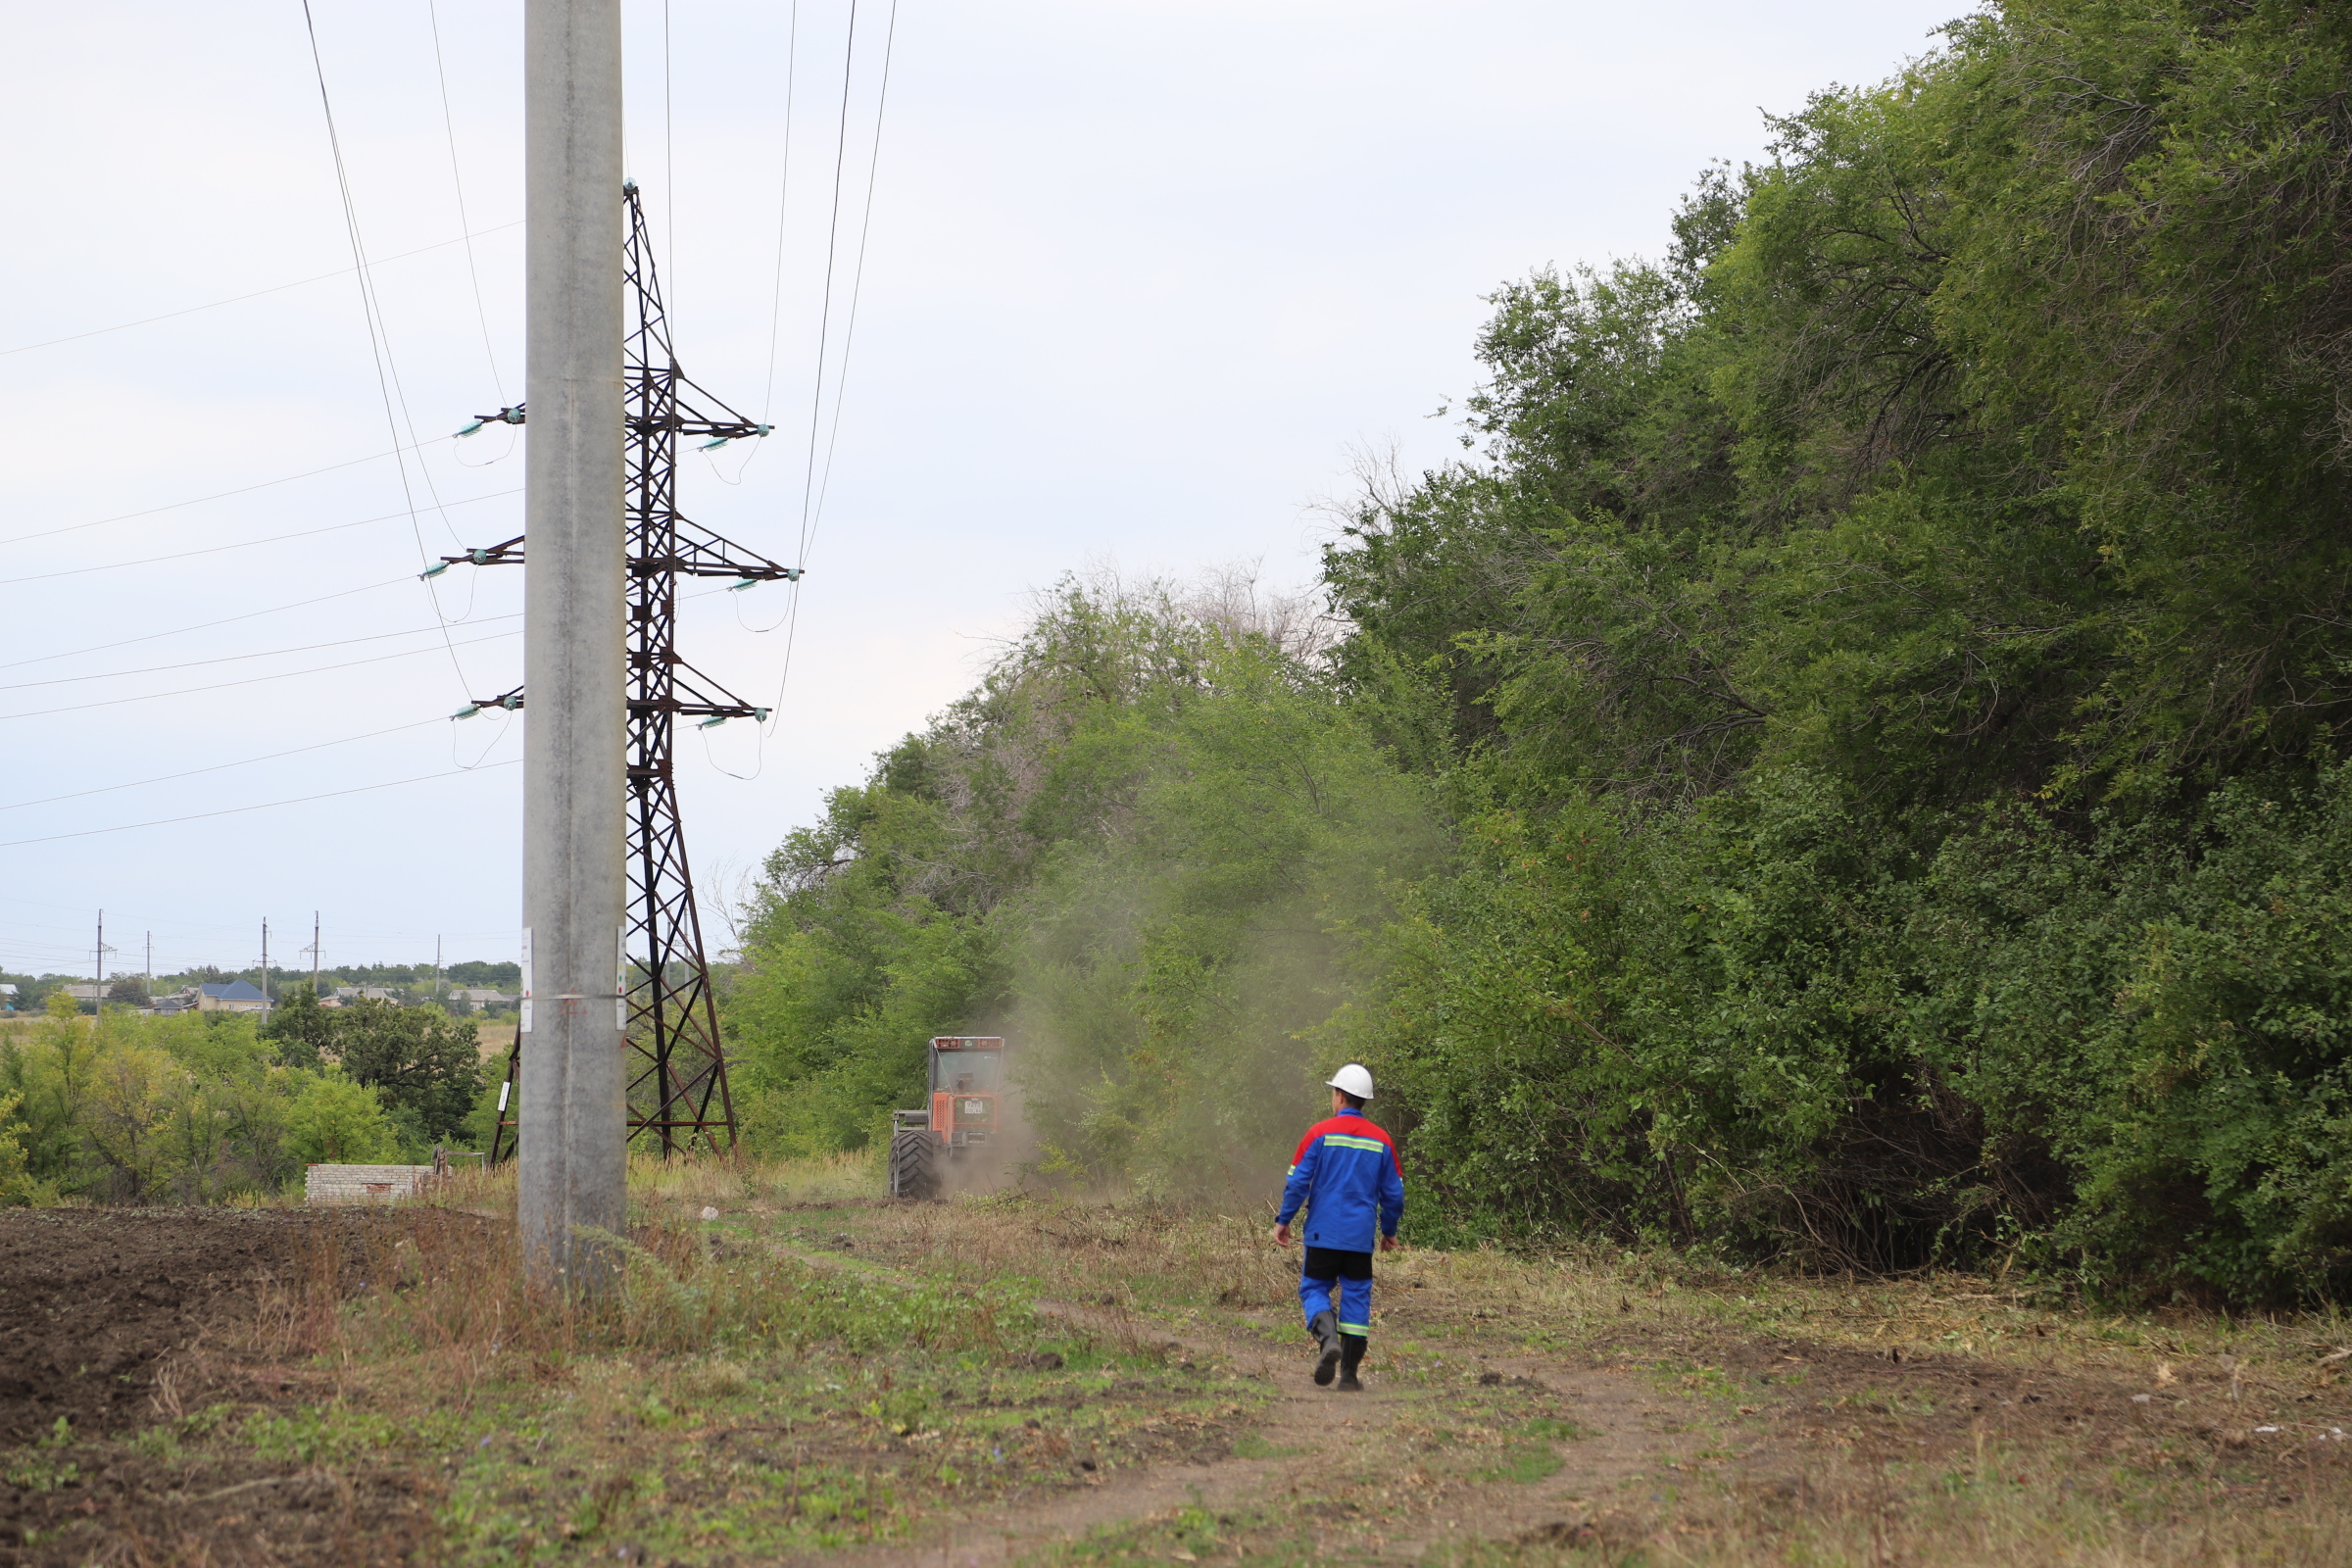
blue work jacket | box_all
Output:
[1277,1107,1405,1252]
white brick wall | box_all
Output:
[304,1163,439,1204]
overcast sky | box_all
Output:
[1,0,1970,982]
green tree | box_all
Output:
[0,1090,37,1205]
[285,1074,399,1164]
[260,984,336,1070]
[326,1000,484,1144]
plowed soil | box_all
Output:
[0,1208,347,1445]
[0,1207,448,1568]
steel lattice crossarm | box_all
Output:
[429,532,804,582]
[462,666,773,726]
[458,402,769,448]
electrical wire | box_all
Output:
[0,574,416,671]
[743,0,902,767]
[805,0,899,564]
[0,760,520,851]
[794,0,863,560]
[0,488,517,586]
[0,223,519,361]
[452,704,515,769]
[665,0,679,328]
[709,0,871,778]
[757,1,804,427]
[2,614,518,692]
[0,436,460,550]
[298,1,476,694]
[0,717,446,814]
[425,0,506,403]
[0,626,517,723]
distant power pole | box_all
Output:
[144,932,152,1004]
[305,911,322,1000]
[519,0,627,1294]
[260,918,271,1020]
[92,910,115,1021]
[435,934,444,1002]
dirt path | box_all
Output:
[806,1293,1722,1567]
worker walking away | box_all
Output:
[1273,1063,1404,1392]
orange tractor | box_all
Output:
[888,1035,1004,1199]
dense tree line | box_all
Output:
[738,0,2352,1301]
[0,988,488,1202]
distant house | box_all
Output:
[325,986,398,1008]
[197,980,268,1013]
[152,988,200,1016]
[61,984,105,1003]
[445,988,516,1011]
[0,983,17,1011]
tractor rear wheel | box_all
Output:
[888,1128,939,1200]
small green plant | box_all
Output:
[3,1452,80,1494]
[127,1426,182,1461]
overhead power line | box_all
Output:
[759,0,901,750]
[0,574,420,672]
[0,436,463,550]
[807,0,899,561]
[0,223,519,361]
[0,760,520,851]
[759,2,804,424]
[1,488,517,586]
[0,625,517,723]
[299,0,476,695]
[2,615,518,692]
[0,717,446,814]
[794,0,865,556]
[424,0,507,403]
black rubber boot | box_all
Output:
[1337,1334,1367,1392]
[1308,1309,1342,1387]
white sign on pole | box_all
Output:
[518,926,534,1035]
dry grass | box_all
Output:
[18,1154,2347,1565]
[833,1191,2351,1396]
[799,1186,2352,1566]
[469,1015,516,1060]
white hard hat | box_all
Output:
[1325,1063,1376,1102]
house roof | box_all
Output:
[199,980,267,1001]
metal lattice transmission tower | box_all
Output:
[467,181,802,1161]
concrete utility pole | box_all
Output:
[519,0,627,1293]
[92,910,113,1022]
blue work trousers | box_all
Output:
[1298,1246,1373,1338]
